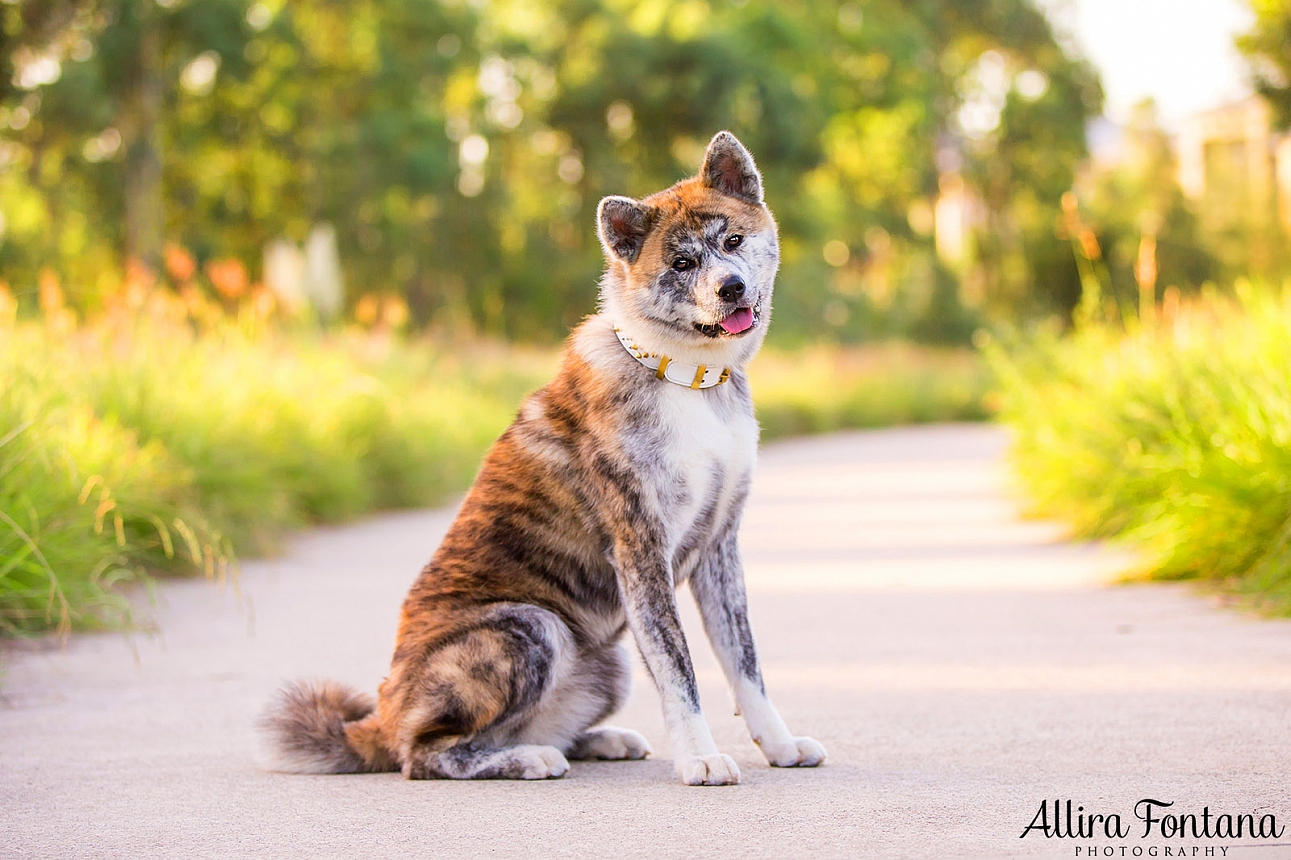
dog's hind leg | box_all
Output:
[501,636,650,761]
[569,725,651,761]
[393,603,575,780]
[560,643,651,761]
[413,741,571,780]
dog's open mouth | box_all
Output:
[695,305,760,338]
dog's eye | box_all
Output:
[672,257,693,271]
[724,234,744,251]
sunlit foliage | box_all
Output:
[0,0,1099,341]
[1238,0,1291,128]
[987,283,1291,614]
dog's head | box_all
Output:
[596,131,778,367]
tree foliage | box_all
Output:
[1238,0,1291,129]
[0,0,1099,341]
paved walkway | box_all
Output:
[3,425,1290,859]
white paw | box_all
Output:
[579,726,652,760]
[515,744,571,779]
[677,753,741,786]
[758,735,826,768]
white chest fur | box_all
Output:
[648,384,758,554]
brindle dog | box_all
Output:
[261,131,825,786]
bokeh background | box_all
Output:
[6,0,1285,342]
[4,0,1291,634]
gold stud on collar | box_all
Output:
[613,327,731,390]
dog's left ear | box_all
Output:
[700,131,763,205]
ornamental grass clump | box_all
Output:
[0,272,550,635]
[987,282,1291,612]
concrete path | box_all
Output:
[3,424,1290,859]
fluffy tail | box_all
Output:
[259,680,398,774]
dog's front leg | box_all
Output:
[610,534,739,786]
[689,525,826,769]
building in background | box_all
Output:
[1175,97,1291,274]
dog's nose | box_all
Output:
[717,276,746,303]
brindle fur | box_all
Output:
[261,132,825,785]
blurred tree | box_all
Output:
[1,0,254,296]
[926,0,1103,320]
[1237,0,1291,128]
[163,0,473,321]
[0,0,1100,341]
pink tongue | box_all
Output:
[719,307,754,334]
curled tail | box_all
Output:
[259,680,398,774]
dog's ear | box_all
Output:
[700,131,763,205]
[597,196,657,264]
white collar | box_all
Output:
[613,327,731,390]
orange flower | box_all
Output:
[1078,228,1102,262]
[165,244,197,282]
[124,257,157,308]
[382,295,410,330]
[354,293,380,326]
[206,258,249,299]
[0,280,16,326]
[249,285,276,320]
[38,268,63,316]
[38,269,77,333]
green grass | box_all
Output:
[986,283,1291,613]
[1,295,989,636]
[752,343,991,439]
[0,309,554,635]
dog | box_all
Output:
[261,131,825,786]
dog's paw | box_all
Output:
[677,753,741,786]
[513,744,571,779]
[572,726,652,761]
[758,735,827,768]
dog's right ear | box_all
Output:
[597,196,656,264]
